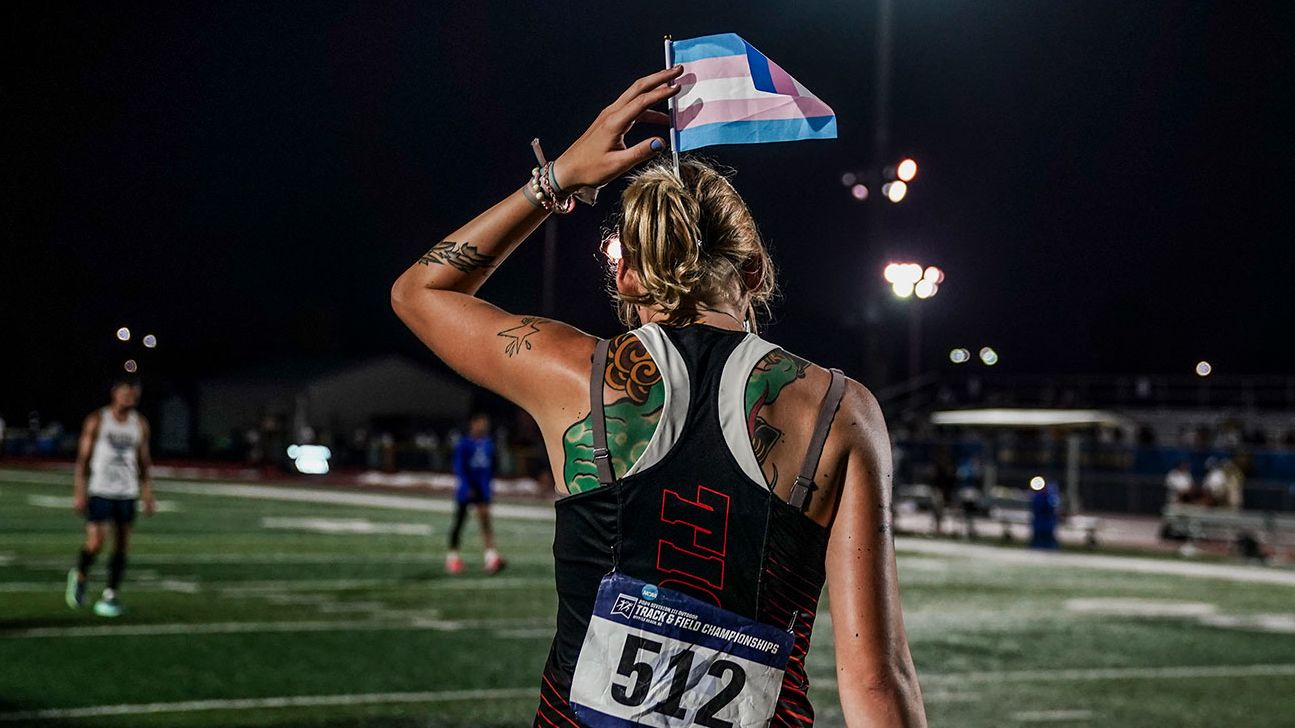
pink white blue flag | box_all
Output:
[670,33,837,152]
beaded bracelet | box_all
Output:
[521,138,598,213]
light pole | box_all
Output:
[884,263,943,384]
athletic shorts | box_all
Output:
[455,480,492,505]
[87,497,137,525]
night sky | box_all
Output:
[5,1,1293,424]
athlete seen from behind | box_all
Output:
[67,377,155,617]
[392,66,925,726]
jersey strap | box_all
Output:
[590,337,615,486]
[788,368,846,511]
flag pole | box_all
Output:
[663,35,680,177]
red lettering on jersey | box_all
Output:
[656,485,730,602]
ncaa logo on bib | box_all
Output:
[641,584,659,601]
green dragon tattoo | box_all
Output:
[744,349,810,487]
[561,340,810,494]
[562,334,665,494]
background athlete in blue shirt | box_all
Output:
[446,413,505,574]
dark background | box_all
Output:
[4,1,1293,424]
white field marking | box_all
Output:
[896,538,1295,587]
[494,627,555,639]
[260,517,433,536]
[1011,709,1093,722]
[15,552,556,568]
[0,575,551,594]
[920,691,981,704]
[1065,598,1295,634]
[896,556,950,572]
[158,480,559,522]
[926,663,1295,683]
[0,553,14,566]
[157,579,201,594]
[0,687,538,722]
[811,663,1295,689]
[2,617,548,639]
[0,468,557,521]
[25,495,181,512]
[1197,613,1295,633]
[1065,598,1219,617]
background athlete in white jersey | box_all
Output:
[67,377,155,617]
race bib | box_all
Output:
[570,573,793,728]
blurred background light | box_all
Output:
[979,347,999,366]
[143,334,158,349]
[116,327,131,342]
[1195,360,1212,377]
[841,171,857,186]
[882,180,908,203]
[896,158,918,182]
[1030,476,1046,491]
[850,183,869,201]
[287,444,331,475]
[123,359,138,373]
[950,348,970,363]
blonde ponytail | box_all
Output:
[615,158,775,329]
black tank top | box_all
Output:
[535,324,845,728]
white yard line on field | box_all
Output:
[2,616,549,639]
[810,663,1295,692]
[0,687,538,722]
[896,538,1295,587]
[1011,709,1094,722]
[0,575,550,593]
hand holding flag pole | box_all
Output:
[663,35,681,177]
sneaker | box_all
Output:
[445,553,464,575]
[485,554,507,576]
[65,569,86,609]
[93,594,123,618]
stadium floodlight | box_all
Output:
[1030,476,1046,491]
[1195,360,1212,377]
[882,180,908,203]
[887,262,941,299]
[850,183,869,201]
[123,359,138,373]
[979,347,999,366]
[896,158,918,182]
[142,334,158,349]
[950,348,970,363]
[116,327,131,342]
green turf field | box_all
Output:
[2,467,1293,727]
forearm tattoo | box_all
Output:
[418,240,496,273]
[497,317,547,358]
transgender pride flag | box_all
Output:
[669,33,837,152]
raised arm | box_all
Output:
[825,384,926,727]
[390,66,682,416]
[72,411,100,515]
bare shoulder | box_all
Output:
[82,410,102,431]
